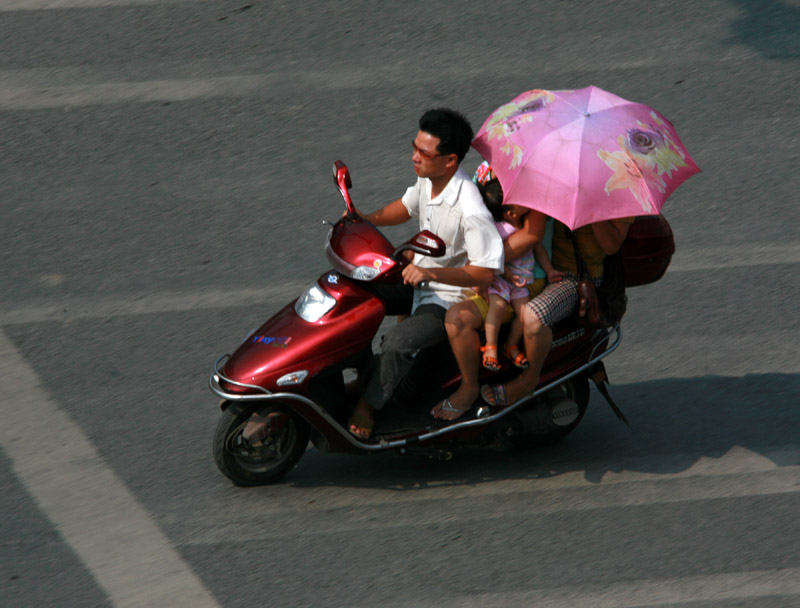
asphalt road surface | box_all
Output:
[1,1,799,607]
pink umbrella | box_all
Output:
[471,86,700,229]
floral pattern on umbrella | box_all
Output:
[480,89,555,168]
[598,111,692,212]
[471,86,700,229]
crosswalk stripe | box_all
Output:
[670,242,800,271]
[0,0,202,10]
[184,447,800,538]
[1,240,798,324]
[0,74,277,110]
[378,567,800,608]
[189,466,800,543]
[0,282,309,324]
[0,329,221,607]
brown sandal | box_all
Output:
[480,345,501,371]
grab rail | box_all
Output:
[208,325,622,452]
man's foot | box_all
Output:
[348,401,374,439]
[430,387,478,421]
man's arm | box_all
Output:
[357,198,411,226]
[401,264,495,289]
[591,219,631,255]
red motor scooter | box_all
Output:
[209,161,675,485]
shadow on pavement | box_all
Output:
[725,0,800,59]
[285,372,800,489]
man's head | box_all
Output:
[419,108,473,162]
[412,108,473,179]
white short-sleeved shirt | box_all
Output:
[401,167,504,310]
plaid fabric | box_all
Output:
[525,274,580,328]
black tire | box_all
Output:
[212,404,310,486]
[508,375,590,449]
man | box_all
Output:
[348,108,504,439]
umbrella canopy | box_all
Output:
[471,86,700,229]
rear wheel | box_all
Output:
[508,375,590,449]
[213,403,310,486]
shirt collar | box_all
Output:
[427,168,466,207]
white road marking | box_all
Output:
[0,329,221,608]
[0,282,308,324]
[0,65,472,109]
[183,446,800,539]
[0,0,201,10]
[670,242,800,271]
[380,567,800,608]
[0,74,279,110]
[0,241,797,324]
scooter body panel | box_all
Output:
[326,214,399,280]
[222,273,386,392]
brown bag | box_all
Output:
[566,230,627,329]
[577,278,603,327]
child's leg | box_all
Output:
[503,296,531,368]
[505,317,524,349]
[505,297,530,347]
[484,294,508,350]
[481,294,508,370]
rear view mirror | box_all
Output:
[331,160,355,214]
[332,160,352,189]
[392,230,446,260]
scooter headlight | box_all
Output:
[295,283,336,322]
[350,265,381,281]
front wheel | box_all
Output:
[213,403,310,486]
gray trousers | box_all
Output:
[363,303,448,410]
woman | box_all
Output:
[479,218,632,407]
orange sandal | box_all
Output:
[480,345,501,371]
[502,344,529,369]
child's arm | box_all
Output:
[502,264,517,283]
[501,264,528,288]
[533,242,565,283]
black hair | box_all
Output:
[478,178,505,222]
[418,108,474,163]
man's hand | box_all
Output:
[401,264,432,287]
[470,285,489,301]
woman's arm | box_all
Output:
[591,219,631,255]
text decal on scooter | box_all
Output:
[252,336,293,348]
